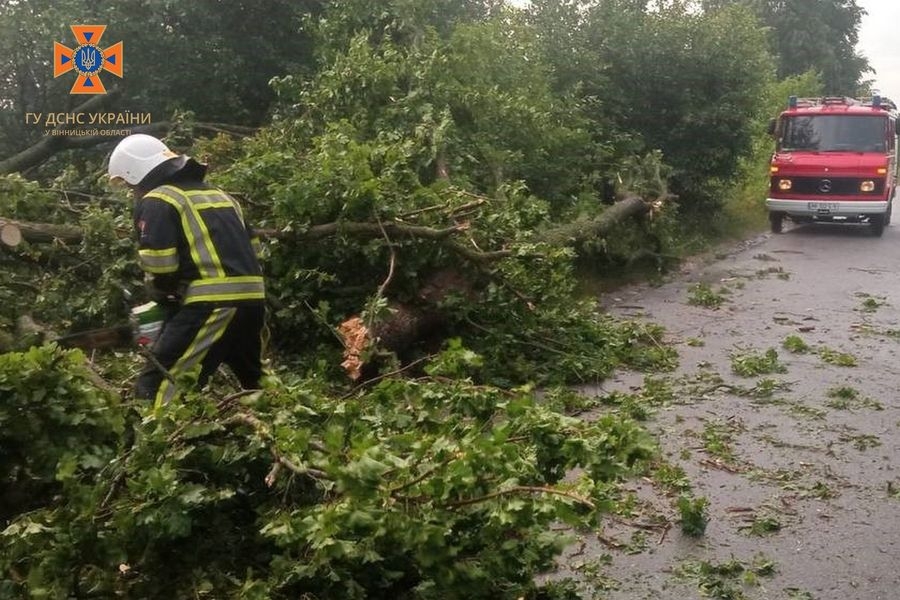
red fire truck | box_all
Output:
[765,95,899,236]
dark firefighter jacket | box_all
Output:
[133,170,264,305]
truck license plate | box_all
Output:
[807,202,839,212]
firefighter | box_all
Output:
[107,134,265,407]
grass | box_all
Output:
[785,589,815,600]
[825,386,882,411]
[701,420,738,463]
[855,292,887,313]
[730,348,787,377]
[748,377,789,399]
[782,335,810,354]
[755,266,790,280]
[787,402,827,421]
[573,556,620,597]
[844,433,881,451]
[741,515,781,536]
[775,337,858,367]
[852,323,900,339]
[887,481,900,499]
[675,555,776,600]
[802,481,836,500]
[623,530,649,555]
[687,282,729,308]
[678,495,709,537]
[599,391,648,420]
[652,461,693,495]
[818,347,857,367]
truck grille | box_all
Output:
[770,177,885,196]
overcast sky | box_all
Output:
[857,0,900,101]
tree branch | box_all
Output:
[262,221,466,241]
[536,194,657,247]
[440,485,596,510]
[0,89,123,175]
[224,411,331,485]
[0,101,256,175]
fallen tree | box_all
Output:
[2,191,672,379]
[537,193,668,246]
[1,193,664,249]
[0,217,86,246]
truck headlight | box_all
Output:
[778,179,792,191]
[860,180,875,192]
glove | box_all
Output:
[145,274,182,307]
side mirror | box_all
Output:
[767,118,777,136]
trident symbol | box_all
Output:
[54,25,124,94]
[80,47,96,71]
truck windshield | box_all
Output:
[779,115,887,152]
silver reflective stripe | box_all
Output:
[154,307,236,408]
[186,192,234,210]
[151,186,222,278]
[138,249,178,273]
[183,276,265,303]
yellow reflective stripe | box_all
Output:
[147,187,205,275]
[183,190,234,209]
[232,197,245,221]
[154,307,236,409]
[138,248,178,273]
[183,276,265,304]
[138,250,178,273]
[183,190,240,211]
[139,247,177,256]
[179,189,228,276]
[194,201,236,210]
[185,200,226,277]
[184,292,264,303]
[142,191,183,213]
[191,275,262,284]
[150,186,222,279]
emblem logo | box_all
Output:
[53,25,123,94]
[818,179,833,193]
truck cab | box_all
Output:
[765,96,899,236]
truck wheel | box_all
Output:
[870,214,885,237]
[769,211,784,234]
[886,201,893,225]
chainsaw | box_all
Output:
[53,291,165,351]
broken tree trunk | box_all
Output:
[0,217,472,253]
[0,218,86,246]
[334,194,668,379]
[536,193,659,247]
[1,194,662,249]
[339,270,474,380]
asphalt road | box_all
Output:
[570,218,900,600]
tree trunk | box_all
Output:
[3,194,660,249]
[0,90,122,175]
[0,218,86,246]
[339,270,474,380]
[536,194,654,247]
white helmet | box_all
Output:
[108,134,180,186]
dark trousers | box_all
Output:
[134,302,265,406]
